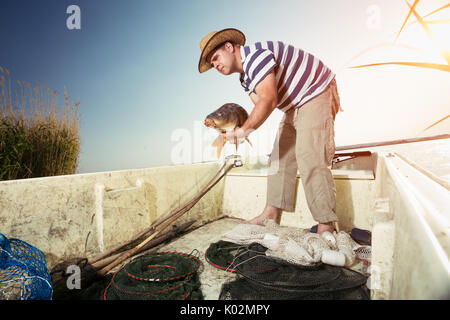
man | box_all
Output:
[198,28,341,235]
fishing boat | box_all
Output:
[0,135,449,300]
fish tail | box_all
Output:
[215,135,227,158]
[245,137,253,148]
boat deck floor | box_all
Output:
[158,217,242,300]
[156,216,367,300]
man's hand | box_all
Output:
[221,127,248,144]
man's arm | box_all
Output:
[223,70,278,143]
[249,92,259,105]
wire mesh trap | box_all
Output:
[217,243,369,300]
[103,250,203,300]
[205,240,248,272]
[0,233,53,300]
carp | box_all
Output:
[204,103,252,158]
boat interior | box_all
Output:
[1,145,449,299]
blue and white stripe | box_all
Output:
[240,41,335,112]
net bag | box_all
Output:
[219,243,369,300]
[0,233,53,300]
[222,220,371,267]
[219,274,369,300]
[104,250,203,300]
[205,241,247,272]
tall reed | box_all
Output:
[0,67,80,180]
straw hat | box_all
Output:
[198,28,246,73]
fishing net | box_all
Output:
[218,243,369,300]
[104,250,203,300]
[205,240,246,272]
[204,220,371,300]
[219,274,369,300]
[0,233,53,300]
[222,220,371,267]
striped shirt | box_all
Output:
[239,41,335,112]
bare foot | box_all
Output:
[317,222,335,235]
[245,205,281,225]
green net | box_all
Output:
[219,274,370,300]
[206,241,369,300]
[204,240,246,272]
[103,251,203,300]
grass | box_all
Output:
[0,67,80,180]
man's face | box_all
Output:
[208,42,235,75]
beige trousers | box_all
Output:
[267,79,341,223]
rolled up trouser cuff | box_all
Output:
[314,213,339,224]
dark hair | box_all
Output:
[207,41,236,62]
[213,41,234,52]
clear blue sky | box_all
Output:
[1,0,449,173]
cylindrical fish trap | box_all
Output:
[217,243,370,300]
[205,240,248,272]
[104,250,203,300]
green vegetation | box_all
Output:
[0,67,80,180]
